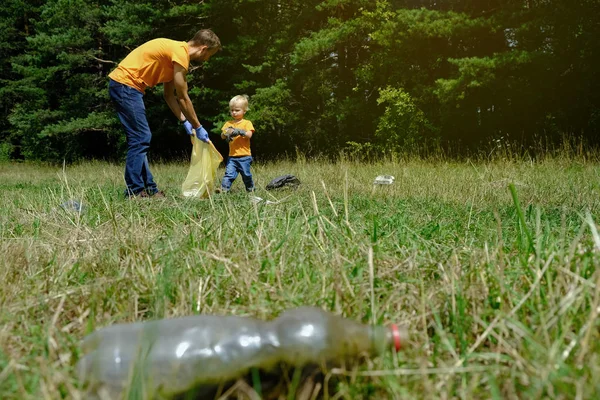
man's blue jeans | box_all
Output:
[221,156,254,192]
[109,79,158,196]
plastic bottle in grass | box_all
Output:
[77,306,406,399]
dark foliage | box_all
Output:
[0,0,598,161]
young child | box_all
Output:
[218,95,256,192]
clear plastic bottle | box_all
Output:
[373,175,395,185]
[77,307,406,399]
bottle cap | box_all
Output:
[389,324,402,352]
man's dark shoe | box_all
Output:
[150,190,166,198]
[126,189,166,199]
[126,190,147,199]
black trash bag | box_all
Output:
[265,174,301,190]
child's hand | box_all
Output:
[224,127,234,142]
[224,128,246,142]
[231,128,246,137]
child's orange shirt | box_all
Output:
[222,119,255,157]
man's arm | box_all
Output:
[163,80,185,122]
[172,63,201,128]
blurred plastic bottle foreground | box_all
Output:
[77,306,407,399]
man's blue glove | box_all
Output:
[195,126,210,143]
[182,120,194,136]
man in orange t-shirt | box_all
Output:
[108,29,221,198]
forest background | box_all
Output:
[0,0,599,163]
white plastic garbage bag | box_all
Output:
[182,137,223,198]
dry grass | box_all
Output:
[0,155,599,399]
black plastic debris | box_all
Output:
[265,174,301,190]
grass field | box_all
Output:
[1,154,600,399]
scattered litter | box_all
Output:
[266,174,300,190]
[59,199,86,213]
[249,195,287,205]
[76,307,406,400]
[373,175,395,185]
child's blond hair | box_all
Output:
[229,95,249,111]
